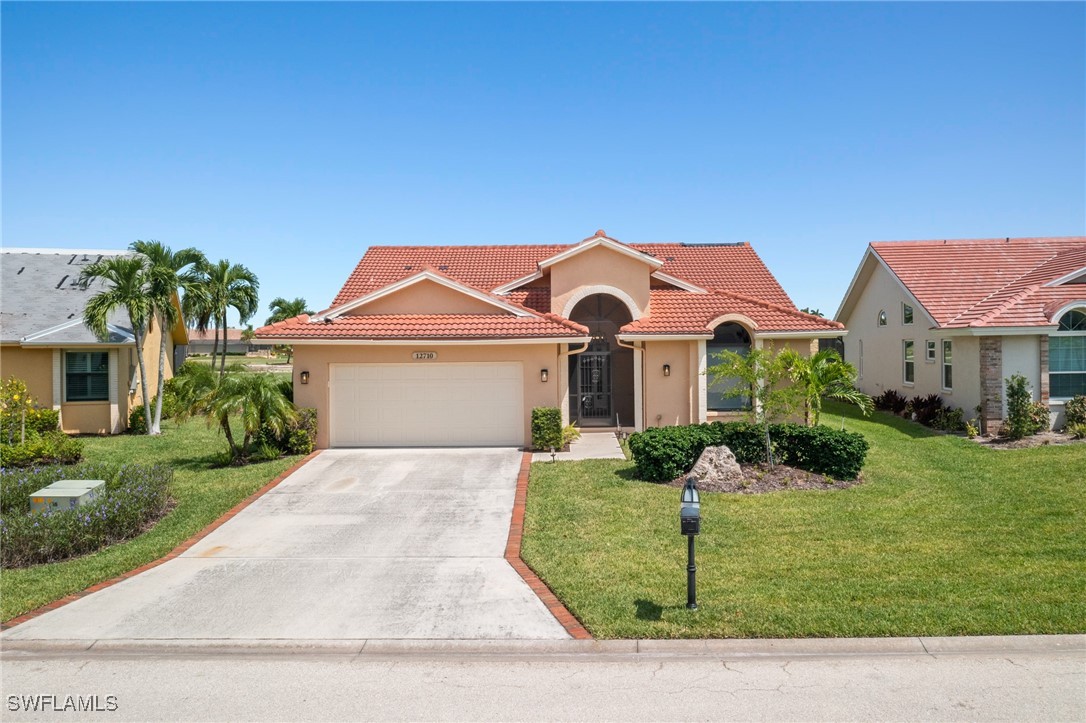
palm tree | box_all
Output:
[265,297,313,326]
[190,259,260,378]
[193,372,297,462]
[781,349,873,426]
[79,256,154,434]
[265,297,313,363]
[130,240,206,434]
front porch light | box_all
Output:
[300,371,310,384]
[663,364,671,377]
[540,369,549,383]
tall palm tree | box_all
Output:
[189,259,260,378]
[193,372,297,462]
[781,349,873,426]
[130,240,206,434]
[79,256,154,434]
[265,297,313,363]
[265,297,314,326]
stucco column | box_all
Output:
[633,346,644,431]
[696,340,708,423]
[558,346,570,426]
[979,336,1003,434]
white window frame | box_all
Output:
[903,340,915,386]
[903,303,914,326]
[63,350,110,403]
[1049,307,1086,400]
[925,340,936,362]
[941,339,953,391]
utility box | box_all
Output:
[30,479,106,514]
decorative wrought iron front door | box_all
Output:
[573,347,613,425]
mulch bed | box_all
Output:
[665,464,861,494]
[970,431,1085,450]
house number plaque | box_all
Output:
[412,351,438,360]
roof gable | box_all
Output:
[317,269,533,320]
[836,236,1086,330]
[538,231,663,271]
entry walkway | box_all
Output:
[531,432,626,462]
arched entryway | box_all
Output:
[568,294,635,427]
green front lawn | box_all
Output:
[522,402,1086,638]
[1,420,300,622]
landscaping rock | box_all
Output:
[689,445,743,486]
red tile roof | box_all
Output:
[255,234,829,341]
[330,241,795,308]
[872,237,1086,328]
[258,314,588,340]
[621,289,843,335]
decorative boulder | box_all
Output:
[689,445,743,485]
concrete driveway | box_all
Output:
[3,449,569,641]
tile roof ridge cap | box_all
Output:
[709,288,844,329]
[948,250,1063,327]
[871,236,1086,248]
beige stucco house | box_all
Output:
[0,249,188,434]
[256,231,843,448]
[834,236,1086,432]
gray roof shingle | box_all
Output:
[1,250,137,345]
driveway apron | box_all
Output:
[3,449,569,641]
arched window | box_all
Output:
[707,323,752,411]
[1050,308,1086,399]
[877,310,887,327]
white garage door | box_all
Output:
[329,363,524,447]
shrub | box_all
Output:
[0,431,84,468]
[907,394,944,427]
[128,402,150,435]
[561,423,581,448]
[1,377,59,444]
[1004,374,1047,439]
[873,389,908,414]
[531,407,563,450]
[1066,422,1086,439]
[255,406,317,457]
[627,421,869,481]
[931,407,967,433]
[1,462,172,567]
[1064,395,1086,428]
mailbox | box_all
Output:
[680,477,701,536]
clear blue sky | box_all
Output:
[4,2,1084,324]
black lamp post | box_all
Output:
[680,476,701,610]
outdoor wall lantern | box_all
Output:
[663,364,671,377]
[300,371,310,385]
[541,369,549,383]
[680,477,701,610]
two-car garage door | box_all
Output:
[329,363,524,447]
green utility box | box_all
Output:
[30,479,106,513]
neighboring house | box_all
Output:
[0,249,188,434]
[834,236,1086,432]
[255,230,843,448]
[187,328,270,355]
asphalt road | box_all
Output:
[2,639,1083,721]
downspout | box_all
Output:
[558,341,590,427]
[615,338,644,431]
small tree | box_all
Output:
[1004,374,1047,439]
[706,349,802,465]
[780,349,873,426]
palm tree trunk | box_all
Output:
[133,325,153,434]
[152,311,167,434]
[220,417,239,460]
[209,323,220,373]
[219,311,228,378]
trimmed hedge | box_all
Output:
[531,407,563,450]
[1,462,172,567]
[628,421,869,482]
